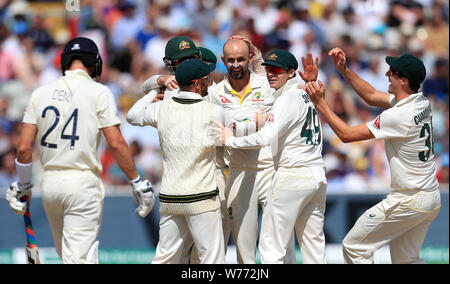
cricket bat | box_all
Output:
[21,197,40,264]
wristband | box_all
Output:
[15,158,33,184]
[130,175,141,184]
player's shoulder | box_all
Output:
[31,83,53,97]
[29,80,63,102]
[214,78,227,91]
[282,81,306,102]
[86,79,111,93]
[250,72,271,90]
[386,93,426,118]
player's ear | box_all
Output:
[221,56,226,65]
[401,77,409,88]
[194,79,201,91]
[288,69,296,79]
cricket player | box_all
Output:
[211,38,276,264]
[5,37,155,264]
[146,37,319,263]
[140,36,271,263]
[216,49,327,264]
[139,36,227,263]
[127,59,226,264]
[141,36,203,102]
[305,49,441,264]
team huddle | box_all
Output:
[5,35,441,264]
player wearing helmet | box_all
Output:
[6,37,155,264]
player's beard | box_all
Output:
[200,84,209,97]
[228,63,249,80]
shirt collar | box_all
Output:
[64,69,92,80]
[176,91,203,100]
[223,72,264,92]
[273,77,299,99]
[394,92,423,107]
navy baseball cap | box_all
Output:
[175,59,215,86]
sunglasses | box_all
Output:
[387,67,405,78]
[191,75,210,83]
[265,65,288,75]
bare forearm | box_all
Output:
[17,148,33,164]
[102,125,139,180]
[17,124,37,164]
[109,141,139,180]
[340,67,392,108]
[315,101,352,142]
[341,67,376,100]
[316,100,374,143]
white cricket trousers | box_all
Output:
[259,166,327,264]
[342,189,441,264]
[225,166,296,264]
[42,170,104,264]
[152,208,225,264]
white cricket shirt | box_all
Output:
[226,78,325,169]
[22,69,121,173]
[367,92,439,191]
[210,72,275,170]
[142,72,275,170]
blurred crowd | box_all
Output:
[0,0,448,195]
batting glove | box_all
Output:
[6,181,33,215]
[131,178,155,218]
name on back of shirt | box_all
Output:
[52,89,73,103]
[302,93,312,104]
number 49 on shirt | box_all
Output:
[301,106,321,146]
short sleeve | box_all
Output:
[97,88,121,128]
[366,108,409,140]
[22,91,38,125]
[389,94,396,106]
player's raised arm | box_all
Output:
[329,48,393,109]
[230,35,265,75]
[126,94,159,127]
[298,52,319,83]
[305,80,375,143]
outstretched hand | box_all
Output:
[157,75,179,90]
[230,35,261,58]
[328,47,347,73]
[212,121,235,146]
[298,52,319,83]
[305,80,326,105]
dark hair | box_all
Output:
[409,82,421,93]
[391,68,421,93]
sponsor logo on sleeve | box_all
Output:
[374,115,381,129]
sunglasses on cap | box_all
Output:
[265,65,288,75]
[191,75,210,83]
